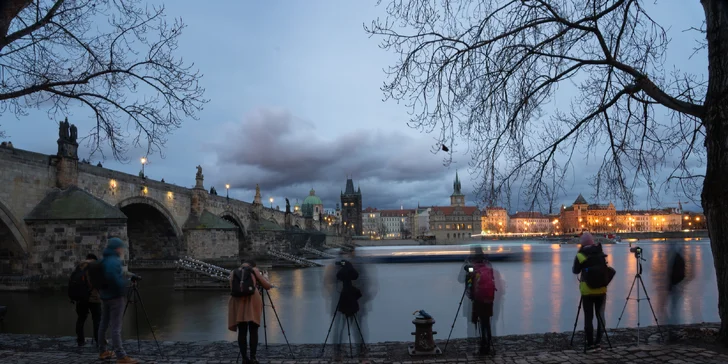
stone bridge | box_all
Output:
[0,122,329,281]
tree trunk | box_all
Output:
[701,0,728,347]
[0,0,32,51]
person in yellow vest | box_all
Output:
[572,232,607,351]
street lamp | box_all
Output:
[140,157,147,177]
[225,184,230,199]
[269,197,273,208]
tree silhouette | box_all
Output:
[0,0,207,160]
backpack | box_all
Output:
[671,252,686,286]
[87,259,107,291]
[231,267,256,297]
[473,263,496,303]
[581,250,616,289]
[68,266,91,302]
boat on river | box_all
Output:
[328,243,543,263]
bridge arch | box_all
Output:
[0,199,29,274]
[118,196,183,260]
[0,200,29,253]
[220,211,249,255]
[220,211,247,236]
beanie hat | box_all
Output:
[580,232,595,246]
[106,237,126,250]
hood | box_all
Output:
[102,247,120,258]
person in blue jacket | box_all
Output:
[97,237,137,364]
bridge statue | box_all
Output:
[59,118,69,140]
[69,124,77,143]
[194,165,204,189]
[285,198,291,214]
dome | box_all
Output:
[302,188,322,206]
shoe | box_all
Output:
[594,343,602,351]
[99,351,113,360]
[249,357,259,364]
[77,340,86,347]
[116,357,139,364]
[585,344,595,353]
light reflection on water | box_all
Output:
[0,240,717,344]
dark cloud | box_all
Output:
[210,108,468,209]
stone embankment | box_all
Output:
[0,323,725,363]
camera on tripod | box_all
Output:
[630,246,643,258]
[130,274,142,282]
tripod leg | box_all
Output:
[616,274,639,330]
[134,290,140,353]
[570,296,583,346]
[352,314,366,348]
[133,287,164,357]
[444,286,468,353]
[346,316,353,359]
[320,302,340,357]
[264,290,295,358]
[260,288,268,349]
[637,275,664,341]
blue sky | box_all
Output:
[0,0,707,213]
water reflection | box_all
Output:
[0,241,718,344]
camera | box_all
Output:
[630,246,643,258]
[130,274,142,282]
[463,265,473,272]
[468,267,474,273]
[340,260,348,266]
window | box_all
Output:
[446,224,450,229]
[467,225,472,229]
[447,233,450,238]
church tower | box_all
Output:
[450,171,465,207]
[341,177,363,236]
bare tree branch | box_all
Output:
[0,0,208,160]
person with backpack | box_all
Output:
[94,237,137,364]
[227,260,272,364]
[664,242,687,342]
[572,232,613,352]
[69,253,101,347]
[469,248,497,356]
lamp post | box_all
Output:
[140,157,147,177]
[269,197,273,209]
[225,184,230,200]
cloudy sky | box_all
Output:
[1,0,707,213]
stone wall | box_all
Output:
[185,229,238,261]
[0,223,25,274]
[0,148,55,232]
[25,219,127,277]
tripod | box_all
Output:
[444,285,495,354]
[122,281,164,356]
[320,288,366,359]
[615,252,663,344]
[570,296,612,352]
[235,287,295,363]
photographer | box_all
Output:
[324,245,369,361]
[571,233,608,352]
[97,237,137,364]
[228,260,272,364]
[458,246,496,356]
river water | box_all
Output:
[0,239,717,344]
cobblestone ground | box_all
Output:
[0,324,725,363]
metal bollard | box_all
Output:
[408,316,442,356]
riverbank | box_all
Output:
[0,323,725,363]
